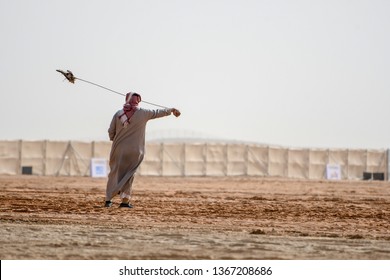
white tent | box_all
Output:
[0,140,388,180]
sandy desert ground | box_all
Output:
[0,175,389,259]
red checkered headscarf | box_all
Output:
[119,92,142,125]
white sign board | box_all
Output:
[90,158,108,178]
[326,164,341,180]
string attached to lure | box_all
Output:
[56,69,169,109]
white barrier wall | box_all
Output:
[0,140,388,180]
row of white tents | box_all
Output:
[0,140,388,180]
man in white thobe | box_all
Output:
[105,92,180,208]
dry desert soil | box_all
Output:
[1,175,389,259]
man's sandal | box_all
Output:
[119,203,133,208]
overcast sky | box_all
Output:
[0,0,389,149]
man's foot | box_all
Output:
[119,203,133,208]
[104,201,113,207]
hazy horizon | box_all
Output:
[1,0,389,149]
